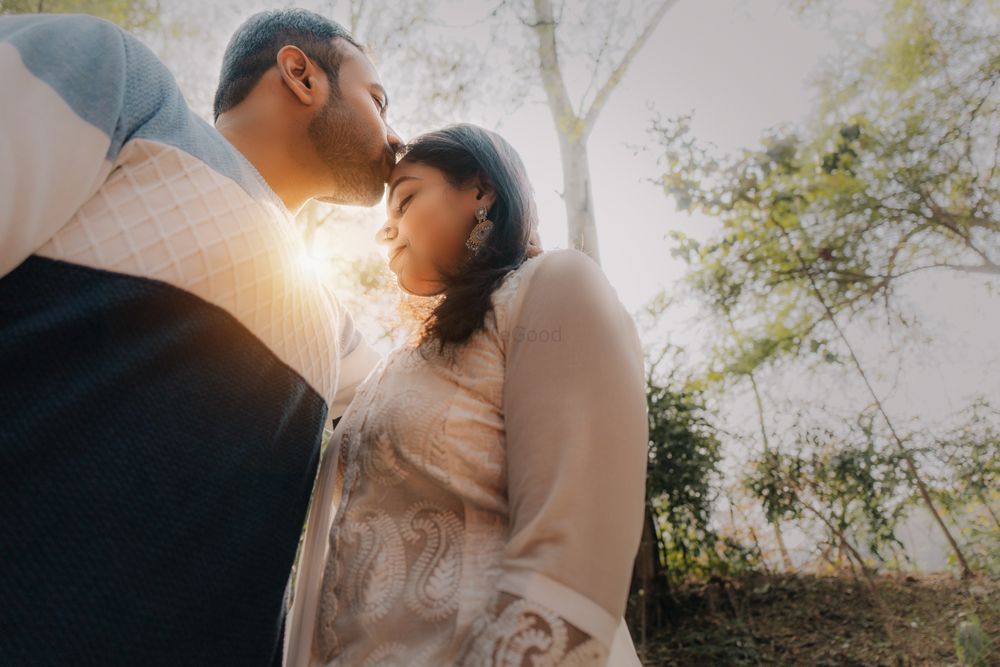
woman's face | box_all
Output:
[376,160,496,296]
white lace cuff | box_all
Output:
[457,590,610,666]
[495,566,619,649]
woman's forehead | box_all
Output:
[389,160,440,183]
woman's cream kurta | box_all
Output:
[284,249,648,667]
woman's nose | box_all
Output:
[375,221,398,246]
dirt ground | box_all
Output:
[636,572,1000,666]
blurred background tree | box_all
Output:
[0,0,160,30]
[655,0,998,580]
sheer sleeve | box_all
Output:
[457,249,648,666]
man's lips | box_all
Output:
[383,151,398,182]
[389,244,405,264]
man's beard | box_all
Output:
[308,96,389,206]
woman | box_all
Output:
[284,124,648,666]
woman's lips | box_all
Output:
[388,245,405,269]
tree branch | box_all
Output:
[530,0,580,138]
[582,0,679,135]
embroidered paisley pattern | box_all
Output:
[361,430,407,486]
[384,386,452,484]
[401,502,464,621]
[357,637,449,667]
[358,642,405,667]
[315,508,409,662]
[342,509,406,623]
[355,378,453,488]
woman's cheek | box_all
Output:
[434,208,471,269]
[405,203,446,267]
[396,212,433,278]
[404,192,467,275]
[398,208,427,253]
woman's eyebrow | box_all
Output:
[388,175,420,204]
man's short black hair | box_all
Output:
[213,8,363,121]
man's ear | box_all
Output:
[275,45,320,106]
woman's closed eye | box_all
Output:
[394,193,414,215]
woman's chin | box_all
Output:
[387,253,444,296]
[394,273,444,297]
[387,251,410,284]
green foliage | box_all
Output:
[932,401,1000,507]
[645,358,759,581]
[656,0,999,382]
[0,0,161,31]
[743,414,913,566]
[880,0,940,93]
[652,0,999,577]
[955,614,993,667]
[929,401,1000,576]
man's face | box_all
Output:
[308,41,403,206]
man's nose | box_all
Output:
[386,124,404,151]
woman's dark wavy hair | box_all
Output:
[397,124,538,353]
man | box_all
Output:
[0,9,399,665]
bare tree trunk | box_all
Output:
[558,138,601,262]
[529,0,677,264]
[628,502,669,648]
[530,0,597,262]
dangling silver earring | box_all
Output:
[466,206,493,253]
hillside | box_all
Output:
[639,572,999,666]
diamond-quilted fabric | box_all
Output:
[36,138,340,406]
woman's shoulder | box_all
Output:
[495,247,599,294]
[490,248,618,335]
